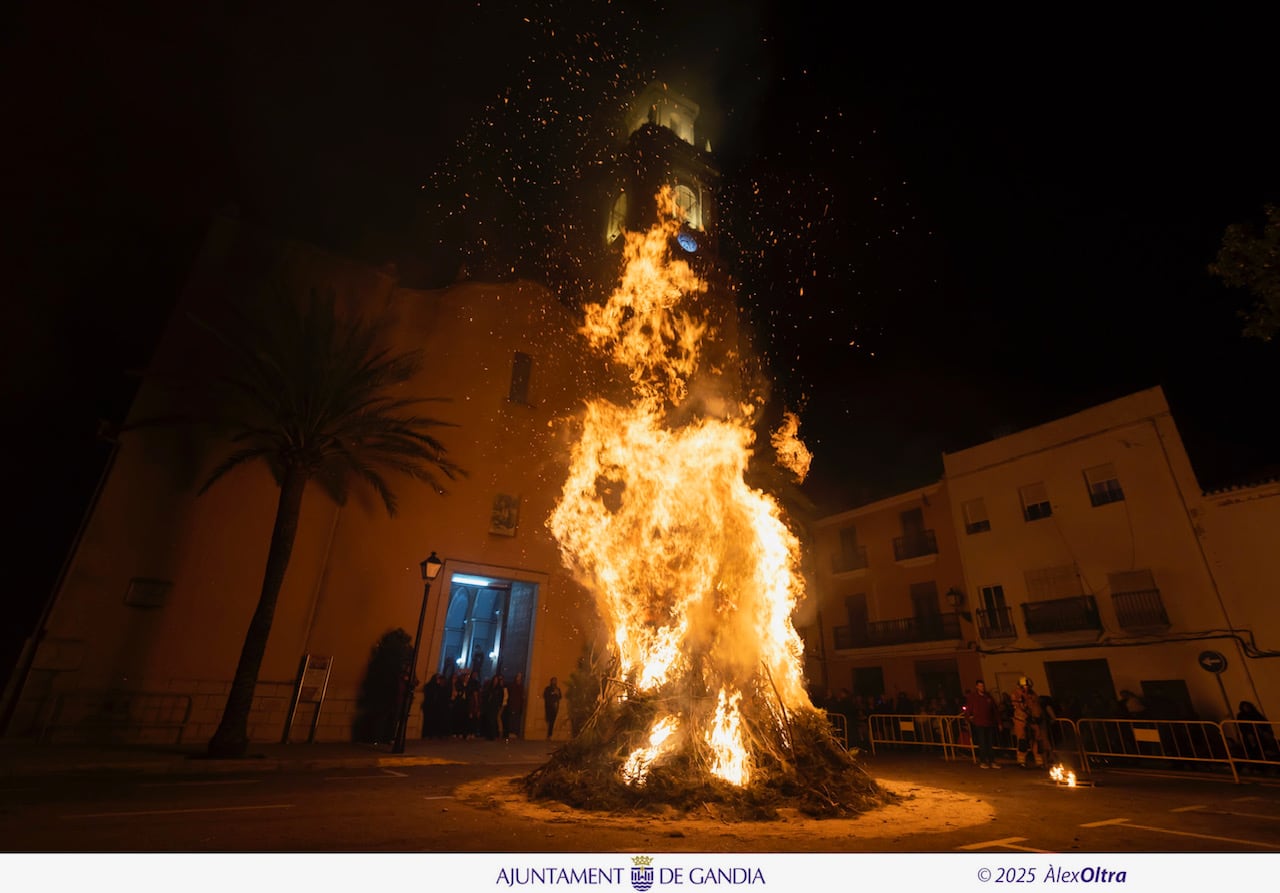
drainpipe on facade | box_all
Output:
[299,504,343,656]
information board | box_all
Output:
[283,654,332,744]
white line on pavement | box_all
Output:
[64,804,295,819]
[139,779,261,787]
[957,837,1054,853]
[1173,806,1280,821]
[1080,817,1280,849]
[324,768,408,780]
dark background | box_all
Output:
[4,4,1278,680]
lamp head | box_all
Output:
[420,551,443,581]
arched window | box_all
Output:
[673,184,700,230]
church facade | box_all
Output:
[6,84,731,745]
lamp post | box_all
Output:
[392,551,443,754]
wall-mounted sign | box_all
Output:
[297,655,332,702]
[1198,650,1227,674]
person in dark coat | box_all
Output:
[503,672,525,740]
[1237,701,1278,761]
[421,673,451,739]
[543,676,563,740]
[482,674,506,740]
[964,679,1002,769]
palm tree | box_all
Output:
[170,285,463,758]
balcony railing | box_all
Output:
[832,625,865,650]
[893,529,938,561]
[832,613,962,649]
[1022,595,1102,635]
[976,606,1017,640]
[1112,588,1170,629]
[867,613,960,645]
[831,545,869,574]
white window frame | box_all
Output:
[962,498,991,534]
[1084,463,1125,506]
[1019,482,1052,521]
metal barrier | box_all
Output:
[823,710,849,749]
[41,691,193,744]
[1074,718,1238,782]
[868,712,969,759]
[865,713,1280,783]
[1219,719,1280,774]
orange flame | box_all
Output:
[549,188,812,787]
[771,411,812,482]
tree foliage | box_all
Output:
[1210,204,1280,342]
[353,628,415,745]
[176,283,464,757]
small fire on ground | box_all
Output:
[1049,762,1094,787]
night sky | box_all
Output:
[5,4,1279,673]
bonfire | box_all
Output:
[524,190,893,820]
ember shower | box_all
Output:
[544,188,829,793]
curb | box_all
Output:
[0,754,464,778]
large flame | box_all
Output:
[549,188,813,787]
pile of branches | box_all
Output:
[522,686,897,821]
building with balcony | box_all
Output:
[805,482,977,707]
[808,386,1279,723]
[942,386,1276,720]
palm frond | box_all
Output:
[355,464,399,516]
[176,278,465,515]
[198,446,276,494]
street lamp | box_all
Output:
[945,586,972,623]
[392,551,443,754]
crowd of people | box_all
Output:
[417,670,526,741]
[416,670,565,741]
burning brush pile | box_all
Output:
[524,191,894,821]
[524,680,892,820]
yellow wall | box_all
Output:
[1197,480,1280,714]
[15,217,615,742]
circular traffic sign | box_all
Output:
[1198,650,1227,674]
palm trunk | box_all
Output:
[207,466,309,758]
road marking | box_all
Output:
[957,837,1054,853]
[1171,805,1205,812]
[1173,806,1280,821]
[325,768,408,780]
[1080,817,1280,849]
[140,779,261,788]
[64,804,294,819]
[422,795,453,800]
[1221,810,1280,821]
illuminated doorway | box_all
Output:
[436,572,537,684]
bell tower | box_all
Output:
[591,80,750,416]
[602,82,721,264]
